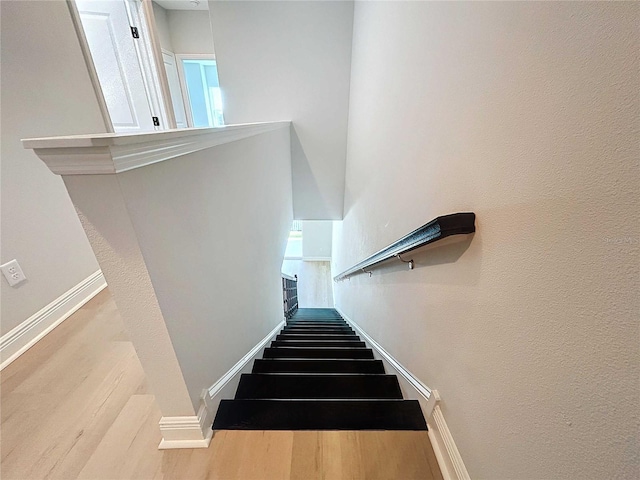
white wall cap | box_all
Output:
[22,121,291,175]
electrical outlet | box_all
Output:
[1,259,27,287]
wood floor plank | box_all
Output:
[323,430,364,480]
[359,431,442,480]
[234,431,294,480]
[3,345,147,479]
[0,288,443,480]
[77,394,162,480]
[289,431,323,480]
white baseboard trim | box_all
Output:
[428,391,471,480]
[335,307,469,480]
[302,257,331,262]
[157,320,284,450]
[204,320,287,445]
[158,403,213,449]
[207,320,285,400]
[1,270,107,370]
[335,307,433,413]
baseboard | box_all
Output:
[1,270,106,370]
[336,306,470,480]
[427,391,471,480]
[158,404,213,449]
[156,319,284,449]
[302,257,331,262]
[335,306,434,414]
[207,319,285,400]
[195,320,286,444]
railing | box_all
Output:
[333,212,476,281]
[282,273,299,318]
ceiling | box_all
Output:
[153,0,209,11]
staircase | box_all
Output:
[212,308,427,430]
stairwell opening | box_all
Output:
[281,221,334,309]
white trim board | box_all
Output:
[66,0,114,133]
[23,121,291,176]
[207,320,284,399]
[427,391,472,480]
[1,270,107,370]
[335,306,433,411]
[158,405,213,449]
[159,319,285,449]
[302,257,332,262]
[335,306,470,480]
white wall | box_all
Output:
[167,9,214,54]
[62,173,195,418]
[152,2,213,55]
[208,0,353,220]
[0,0,103,336]
[281,260,333,308]
[302,221,332,259]
[152,1,174,52]
[113,128,292,409]
[333,2,639,478]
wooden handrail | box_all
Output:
[333,213,476,281]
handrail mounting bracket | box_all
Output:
[396,253,414,270]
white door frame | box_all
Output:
[139,0,176,129]
[66,0,177,132]
[66,0,114,133]
[162,49,189,129]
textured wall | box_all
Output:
[333,2,639,478]
[63,175,195,416]
[281,260,334,308]
[116,128,293,409]
[0,0,103,335]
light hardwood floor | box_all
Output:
[1,289,443,480]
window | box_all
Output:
[284,221,303,259]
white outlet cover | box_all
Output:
[1,259,27,287]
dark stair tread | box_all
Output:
[213,400,427,430]
[276,333,362,342]
[272,340,366,348]
[235,374,402,399]
[289,319,344,322]
[282,331,356,336]
[276,334,360,341]
[290,318,344,321]
[292,308,342,317]
[283,327,354,333]
[264,347,374,359]
[286,323,349,328]
[288,316,346,320]
[286,326,350,330]
[290,310,342,313]
[287,320,348,324]
[286,320,347,324]
[252,359,385,374]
